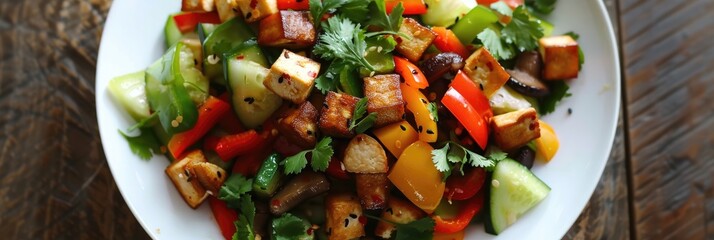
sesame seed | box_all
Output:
[284,51,290,59]
[207,54,220,64]
[344,218,349,227]
[568,108,573,114]
[492,179,500,188]
[417,125,423,133]
[399,125,407,131]
[176,115,183,123]
[171,120,179,127]
[426,129,434,135]
[349,213,357,219]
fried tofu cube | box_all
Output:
[325,193,365,240]
[263,50,320,104]
[319,91,359,138]
[491,107,541,151]
[374,197,426,239]
[258,11,316,49]
[165,150,209,208]
[539,35,580,80]
[355,173,390,210]
[182,0,215,12]
[395,18,436,62]
[187,161,227,194]
[215,0,238,22]
[363,74,405,127]
[235,0,278,23]
[463,47,511,98]
[277,101,319,148]
[343,134,389,173]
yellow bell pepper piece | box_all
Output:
[535,120,559,162]
[400,83,438,143]
[373,121,420,158]
[388,141,444,213]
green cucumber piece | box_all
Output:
[107,71,150,121]
[197,23,217,43]
[451,5,499,45]
[164,13,183,48]
[176,43,209,105]
[489,159,550,234]
[202,18,267,84]
[489,86,533,115]
[225,59,282,129]
[359,36,396,77]
[253,153,285,198]
[421,0,476,27]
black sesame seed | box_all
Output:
[568,108,573,114]
[425,3,429,8]
[418,125,423,133]
[344,218,349,227]
[284,51,290,59]
[194,59,198,65]
[217,171,222,178]
[349,213,357,219]
[278,77,284,83]
[426,129,434,135]
[306,130,313,135]
[479,83,484,91]
[326,228,332,236]
[244,97,255,104]
[421,98,427,104]
[454,16,459,22]
[411,69,418,75]
[323,102,329,109]
[245,12,252,19]
[402,113,407,119]
[400,125,407,131]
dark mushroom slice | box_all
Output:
[514,50,543,79]
[506,69,550,97]
[509,146,536,169]
[269,171,330,215]
[419,52,464,82]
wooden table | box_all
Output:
[0,0,712,239]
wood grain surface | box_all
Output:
[0,0,711,239]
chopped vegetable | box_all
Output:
[168,96,230,159]
[389,141,444,213]
[534,120,559,162]
[313,16,374,71]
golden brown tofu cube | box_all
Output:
[263,50,321,104]
[539,35,580,80]
[325,193,365,240]
[491,107,541,151]
[343,134,389,174]
[277,101,319,148]
[395,18,436,62]
[258,11,316,49]
[235,0,279,23]
[187,161,227,194]
[182,0,215,12]
[319,91,359,138]
[165,150,209,208]
[363,74,405,127]
[215,0,238,22]
[374,197,426,239]
[463,47,511,98]
[355,173,390,210]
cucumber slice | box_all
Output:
[226,59,282,129]
[107,71,150,121]
[176,43,209,105]
[421,0,476,27]
[203,18,267,84]
[451,5,499,45]
[489,86,533,115]
[490,159,550,234]
[164,14,182,48]
[197,23,217,43]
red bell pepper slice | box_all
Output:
[216,94,246,134]
[431,27,470,59]
[477,0,523,8]
[444,167,486,201]
[168,96,231,159]
[450,70,493,122]
[394,56,429,89]
[277,0,310,10]
[173,11,222,33]
[432,191,485,233]
[441,87,489,150]
[214,130,263,161]
[386,0,427,15]
[273,135,306,157]
[232,144,272,177]
[208,197,239,240]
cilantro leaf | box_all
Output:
[432,141,508,181]
[282,137,335,174]
[538,80,572,115]
[340,0,371,23]
[431,143,451,172]
[218,174,254,208]
[272,213,311,240]
[367,0,404,32]
[394,217,435,240]
[427,102,439,122]
[118,128,161,160]
[526,0,557,15]
[466,150,493,168]
[501,6,544,52]
[349,98,377,133]
[282,151,309,175]
[477,28,514,61]
[309,0,349,28]
[354,113,377,134]
[233,197,256,240]
[314,16,375,71]
[314,65,340,94]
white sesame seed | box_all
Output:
[207,54,220,64]
[176,115,184,123]
[492,179,500,188]
[171,120,179,127]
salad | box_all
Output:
[107,0,584,239]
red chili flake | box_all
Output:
[358,215,367,225]
[371,194,384,206]
[306,228,314,235]
[395,37,403,44]
[282,73,291,81]
[271,199,281,208]
[486,61,494,71]
[308,71,317,78]
[250,0,258,8]
[236,55,245,60]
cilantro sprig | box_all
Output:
[501,6,544,52]
[427,102,439,123]
[366,0,404,32]
[119,128,161,160]
[432,142,508,180]
[526,0,558,15]
[309,0,349,28]
[364,214,435,240]
[233,197,256,240]
[218,174,254,208]
[349,98,378,134]
[271,213,312,240]
[314,16,375,71]
[282,137,334,174]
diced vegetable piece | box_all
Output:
[188,161,228,193]
[215,0,238,22]
[235,0,279,22]
[165,150,209,208]
[325,193,365,240]
[491,108,540,151]
[373,120,419,158]
[263,49,321,104]
[270,171,330,215]
[173,11,222,34]
[252,153,285,198]
[343,134,389,173]
[444,167,486,201]
[168,96,231,159]
[208,196,239,240]
[233,143,273,177]
[395,18,437,62]
[181,38,204,71]
[539,35,580,80]
[451,5,498,45]
[277,0,309,10]
[360,36,397,77]
[203,17,267,83]
[441,87,488,150]
[400,83,438,143]
[319,91,359,138]
[489,158,550,234]
[394,56,428,89]
[388,141,444,213]
[355,173,390,210]
[226,59,282,128]
[535,120,559,162]
[164,13,184,47]
[421,0,475,27]
[433,231,465,240]
[489,85,534,115]
[462,47,510,97]
[419,52,465,82]
[276,101,319,148]
[176,43,210,106]
[107,71,150,121]
[363,74,405,127]
[214,130,265,161]
[386,0,427,15]
[182,0,215,12]
[374,197,426,239]
[258,11,316,48]
[325,158,350,181]
[431,27,470,59]
[433,191,485,234]
[450,70,494,122]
